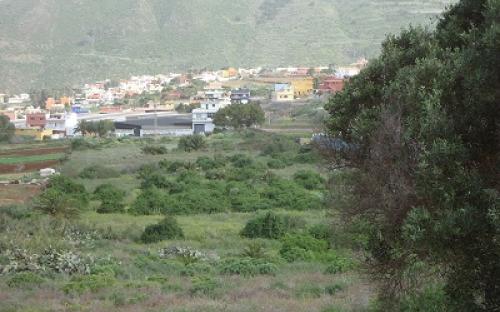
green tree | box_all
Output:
[178,134,206,152]
[213,103,265,130]
[93,184,126,214]
[325,0,499,310]
[0,115,15,142]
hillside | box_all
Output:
[0,0,455,91]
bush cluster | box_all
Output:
[178,134,206,152]
[240,212,305,239]
[79,165,120,179]
[218,258,277,276]
[279,234,329,262]
[140,216,184,244]
[93,184,126,214]
[141,145,168,155]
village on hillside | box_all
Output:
[0,59,367,140]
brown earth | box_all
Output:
[0,160,61,174]
[0,147,68,157]
[0,184,43,206]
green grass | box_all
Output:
[0,153,65,165]
[0,131,373,311]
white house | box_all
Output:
[192,89,231,134]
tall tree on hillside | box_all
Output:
[325,0,499,310]
[0,115,15,142]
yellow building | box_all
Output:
[15,128,53,141]
[273,84,295,102]
[291,78,314,98]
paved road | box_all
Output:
[78,111,190,122]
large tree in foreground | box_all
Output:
[325,0,499,310]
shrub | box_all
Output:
[6,272,44,289]
[241,241,267,259]
[293,170,325,190]
[140,172,176,190]
[400,286,448,312]
[219,258,277,276]
[262,179,324,210]
[229,153,254,168]
[141,145,168,155]
[190,276,218,297]
[34,188,81,219]
[267,158,287,169]
[93,184,126,214]
[46,175,89,208]
[63,273,116,294]
[240,212,305,239]
[140,216,184,244]
[130,187,167,215]
[279,234,329,262]
[324,255,353,274]
[261,136,298,157]
[180,263,213,277]
[79,165,120,179]
[325,283,344,296]
[178,134,206,152]
[196,156,225,171]
[309,223,331,241]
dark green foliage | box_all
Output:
[399,286,448,312]
[279,234,329,262]
[229,153,254,168]
[178,134,206,152]
[0,115,15,142]
[213,103,265,129]
[262,179,324,211]
[180,263,213,277]
[308,223,331,241]
[190,276,219,297]
[130,187,166,215]
[241,241,267,259]
[34,176,89,218]
[261,135,298,158]
[140,216,184,244]
[141,145,168,155]
[293,170,325,190]
[79,165,120,179]
[75,120,115,137]
[218,258,277,276]
[63,273,116,294]
[93,184,126,214]
[325,1,500,309]
[195,156,225,171]
[267,158,287,169]
[6,272,44,289]
[240,212,305,239]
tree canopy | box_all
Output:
[325,0,499,310]
[75,120,115,137]
[0,115,15,142]
[214,103,265,130]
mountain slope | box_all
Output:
[0,0,455,91]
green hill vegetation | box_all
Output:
[0,0,455,91]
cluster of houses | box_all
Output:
[0,59,368,140]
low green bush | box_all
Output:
[190,276,219,297]
[180,262,213,277]
[6,272,45,289]
[79,165,120,179]
[267,158,287,169]
[62,273,116,294]
[196,156,225,171]
[140,216,184,244]
[219,258,277,276]
[130,187,167,215]
[229,153,254,168]
[93,184,126,213]
[325,283,344,296]
[309,223,331,241]
[178,134,206,152]
[279,234,329,262]
[141,145,168,155]
[324,255,353,274]
[240,212,305,239]
[293,170,325,190]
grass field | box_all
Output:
[0,153,66,165]
[0,130,374,311]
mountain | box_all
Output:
[0,0,455,91]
